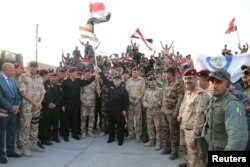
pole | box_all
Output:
[236,26,241,45]
[35,24,38,62]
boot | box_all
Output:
[32,143,45,152]
[81,132,87,139]
[22,146,32,157]
[144,141,154,147]
[88,131,96,138]
[154,145,161,151]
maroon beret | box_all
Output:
[50,72,57,77]
[68,67,77,73]
[197,70,210,78]
[13,63,21,69]
[183,68,197,76]
[132,67,138,71]
[39,69,49,76]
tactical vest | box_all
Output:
[207,93,238,151]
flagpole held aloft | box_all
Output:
[236,26,241,45]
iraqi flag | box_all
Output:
[225,18,237,34]
[193,53,250,83]
[79,25,98,42]
[131,28,153,51]
[88,2,111,25]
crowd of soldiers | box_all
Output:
[0,41,250,167]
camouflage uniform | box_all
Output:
[18,73,45,151]
[101,81,109,134]
[179,86,210,167]
[142,87,163,149]
[80,80,96,138]
[161,78,184,155]
[126,76,145,141]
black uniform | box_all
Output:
[100,73,129,144]
[61,77,95,140]
[40,82,62,143]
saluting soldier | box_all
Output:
[178,69,210,167]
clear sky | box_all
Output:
[0,0,250,67]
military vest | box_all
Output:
[207,93,238,151]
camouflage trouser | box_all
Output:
[161,113,180,154]
[19,103,40,146]
[127,103,142,140]
[81,105,95,133]
[184,129,202,167]
[180,124,188,162]
[101,104,108,132]
[147,112,162,146]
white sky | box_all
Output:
[0,0,250,67]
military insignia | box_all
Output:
[206,56,232,70]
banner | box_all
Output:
[194,53,250,83]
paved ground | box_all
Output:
[2,132,183,167]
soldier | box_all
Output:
[238,42,249,53]
[197,70,211,93]
[142,76,163,150]
[222,44,229,56]
[178,69,210,167]
[80,67,97,138]
[61,67,95,141]
[160,41,174,56]
[126,67,146,142]
[241,65,250,90]
[40,73,62,144]
[160,68,185,160]
[98,70,129,146]
[202,69,248,153]
[17,61,46,157]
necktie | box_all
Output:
[7,78,14,93]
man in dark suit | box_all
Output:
[0,63,22,164]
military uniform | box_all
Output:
[80,78,96,138]
[142,80,163,150]
[100,81,109,135]
[161,75,184,157]
[126,69,145,141]
[203,69,249,151]
[18,71,45,155]
[179,69,210,167]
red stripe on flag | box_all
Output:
[225,18,236,34]
[135,28,153,51]
[89,2,105,13]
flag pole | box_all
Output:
[236,26,241,45]
[90,11,101,97]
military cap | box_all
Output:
[29,61,38,67]
[123,70,129,75]
[148,76,156,81]
[183,68,197,76]
[132,67,138,71]
[113,75,122,79]
[208,69,231,81]
[12,63,21,69]
[48,68,54,73]
[39,69,49,76]
[50,72,57,77]
[68,67,77,73]
[84,68,92,72]
[57,67,66,72]
[241,65,250,75]
[197,69,210,78]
